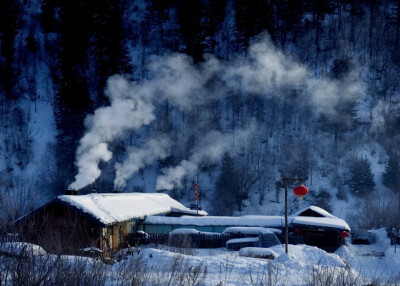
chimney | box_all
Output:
[65,189,78,195]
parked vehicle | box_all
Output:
[224,227,282,250]
[351,229,371,244]
[226,237,261,250]
[168,228,231,248]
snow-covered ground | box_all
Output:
[109,235,400,285]
[1,230,399,285]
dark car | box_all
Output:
[224,227,281,250]
[226,237,261,250]
[351,229,371,244]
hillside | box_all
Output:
[1,0,400,228]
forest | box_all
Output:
[1,0,400,228]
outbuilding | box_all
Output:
[16,192,206,257]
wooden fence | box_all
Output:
[126,233,254,248]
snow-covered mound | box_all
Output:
[0,242,46,257]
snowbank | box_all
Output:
[0,242,47,256]
[239,247,277,259]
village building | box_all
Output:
[16,192,207,257]
[141,205,350,251]
[17,192,350,256]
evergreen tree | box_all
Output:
[303,0,336,53]
[314,189,333,213]
[0,0,20,99]
[91,0,132,105]
[234,0,275,52]
[319,59,358,153]
[275,0,304,45]
[382,156,400,191]
[146,0,179,53]
[41,0,59,34]
[54,0,93,190]
[348,157,376,195]
[214,153,237,215]
[202,0,227,54]
[176,0,206,62]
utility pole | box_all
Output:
[194,175,199,216]
[281,176,305,254]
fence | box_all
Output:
[127,233,250,248]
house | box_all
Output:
[290,206,350,251]
[140,205,350,251]
[16,192,206,257]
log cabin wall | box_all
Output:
[19,202,101,255]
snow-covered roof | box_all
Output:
[144,215,285,227]
[144,205,350,232]
[291,206,350,231]
[168,228,218,236]
[293,205,336,218]
[222,227,279,235]
[57,193,206,226]
[292,216,350,231]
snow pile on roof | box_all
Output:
[291,206,350,231]
[222,226,278,235]
[227,237,260,245]
[57,193,206,225]
[144,205,350,232]
[292,216,350,231]
[293,205,337,218]
[168,228,218,236]
[144,215,285,227]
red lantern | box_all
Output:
[293,185,308,200]
[340,231,349,238]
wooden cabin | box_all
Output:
[16,192,206,257]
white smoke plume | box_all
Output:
[114,137,171,189]
[223,35,363,118]
[69,76,156,190]
[223,36,308,92]
[156,128,252,190]
[69,34,364,191]
[305,73,363,119]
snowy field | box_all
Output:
[2,229,399,285]
[109,240,400,285]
